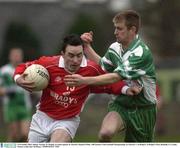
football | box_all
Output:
[23,64,49,91]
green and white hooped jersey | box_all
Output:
[100,35,156,106]
[0,64,32,110]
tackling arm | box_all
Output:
[64,72,122,86]
[90,80,127,95]
[81,31,101,64]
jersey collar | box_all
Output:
[59,55,87,68]
[126,34,141,51]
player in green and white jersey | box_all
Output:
[64,10,157,142]
[0,48,32,142]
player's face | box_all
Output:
[9,48,23,66]
[114,20,132,46]
[62,45,84,73]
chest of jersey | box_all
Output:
[40,65,93,109]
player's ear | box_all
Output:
[130,26,137,34]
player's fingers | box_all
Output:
[81,33,90,38]
[82,32,93,38]
[21,84,36,91]
[65,74,79,79]
[134,87,142,95]
[19,81,34,87]
[64,75,74,80]
[21,74,34,83]
[83,38,92,43]
[64,78,75,85]
[128,92,134,96]
[89,31,93,35]
[65,81,75,87]
[24,84,36,88]
[81,35,92,43]
[87,32,93,40]
[22,73,28,78]
[84,32,92,36]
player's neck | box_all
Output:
[64,67,76,74]
[122,35,136,51]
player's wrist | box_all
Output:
[84,44,92,51]
[121,86,130,94]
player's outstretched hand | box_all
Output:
[126,86,142,96]
[64,74,85,87]
[16,73,35,92]
[81,31,93,44]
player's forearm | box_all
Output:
[85,73,122,85]
[84,44,101,64]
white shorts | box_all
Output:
[28,110,80,143]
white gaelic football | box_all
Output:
[24,64,49,91]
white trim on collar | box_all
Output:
[59,55,87,68]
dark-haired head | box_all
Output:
[61,34,84,73]
[61,34,84,53]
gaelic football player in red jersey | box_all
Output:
[13,34,141,143]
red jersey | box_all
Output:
[156,84,160,100]
[14,55,126,120]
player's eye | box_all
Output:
[77,53,82,58]
[68,54,75,58]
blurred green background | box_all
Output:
[0,0,180,142]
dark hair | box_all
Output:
[113,10,140,34]
[61,34,84,52]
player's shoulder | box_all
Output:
[87,60,99,68]
[38,55,60,67]
[109,42,121,50]
[39,55,59,61]
[86,60,104,73]
[136,36,151,52]
[108,42,122,55]
[132,43,151,58]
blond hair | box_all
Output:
[113,10,140,34]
